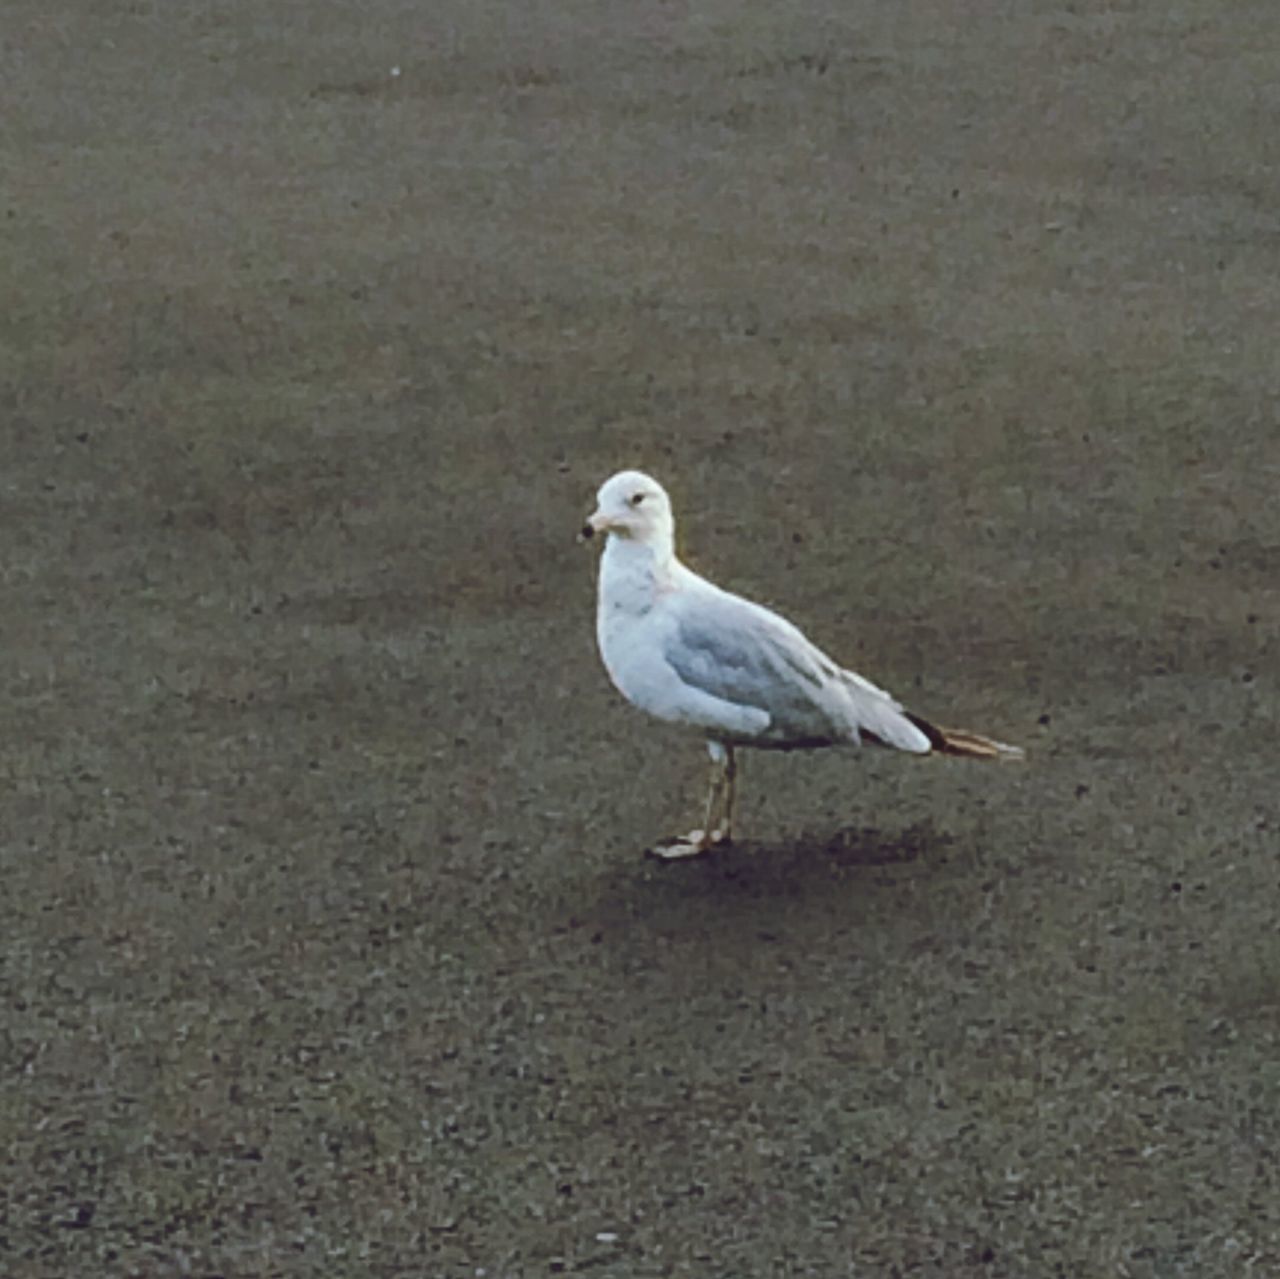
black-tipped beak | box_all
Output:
[578,510,608,543]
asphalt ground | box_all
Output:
[3,2,1278,1275]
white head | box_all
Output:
[581,470,675,554]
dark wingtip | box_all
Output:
[905,711,1023,760]
[904,711,950,753]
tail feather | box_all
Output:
[904,712,1025,761]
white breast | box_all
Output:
[596,538,669,709]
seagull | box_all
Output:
[581,469,1023,859]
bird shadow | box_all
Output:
[667,817,949,874]
[578,819,964,942]
[682,819,946,870]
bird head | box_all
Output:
[580,470,675,549]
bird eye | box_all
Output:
[629,492,646,507]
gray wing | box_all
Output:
[662,589,854,745]
[662,581,933,752]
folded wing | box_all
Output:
[662,584,931,752]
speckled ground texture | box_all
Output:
[4,1,1278,1276]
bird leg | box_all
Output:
[649,743,736,860]
[719,745,737,843]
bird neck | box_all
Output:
[599,533,676,615]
